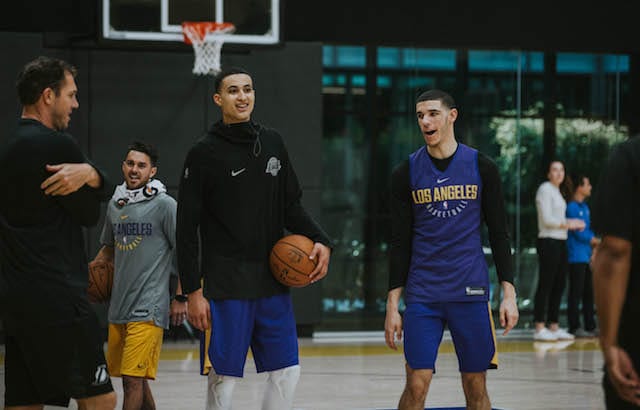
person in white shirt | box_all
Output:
[533,160,585,341]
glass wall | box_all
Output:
[318,46,630,331]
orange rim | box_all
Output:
[181,21,235,44]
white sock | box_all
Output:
[207,372,239,410]
[261,365,301,410]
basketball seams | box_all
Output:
[270,249,315,278]
[277,241,318,266]
[269,234,317,287]
[88,260,114,303]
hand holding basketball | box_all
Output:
[307,241,331,283]
[87,258,114,303]
[270,234,322,287]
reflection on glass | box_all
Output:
[320,46,630,330]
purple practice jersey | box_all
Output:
[406,143,489,303]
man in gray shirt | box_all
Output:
[94,141,187,409]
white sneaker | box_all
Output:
[551,328,575,340]
[534,328,558,341]
[553,340,575,350]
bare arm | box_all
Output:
[187,288,210,331]
[170,277,189,326]
[592,235,640,405]
[592,235,631,351]
[384,287,404,350]
[41,163,101,195]
[308,242,331,283]
[499,281,519,335]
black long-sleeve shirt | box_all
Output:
[389,147,514,290]
[0,119,112,324]
[177,121,332,300]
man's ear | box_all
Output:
[449,107,458,122]
[42,87,55,105]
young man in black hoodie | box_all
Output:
[177,66,332,410]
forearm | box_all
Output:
[592,237,631,350]
[386,287,403,312]
[175,206,202,294]
[83,163,101,188]
[176,158,204,294]
[176,234,202,294]
[501,280,516,301]
[389,161,412,290]
[388,196,411,289]
[479,154,514,284]
[284,201,332,247]
[486,226,514,284]
[388,242,410,290]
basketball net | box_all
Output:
[182,22,235,76]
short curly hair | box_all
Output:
[16,56,77,105]
[126,141,159,167]
[214,66,252,93]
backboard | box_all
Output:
[102,0,280,45]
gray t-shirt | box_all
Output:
[100,192,177,329]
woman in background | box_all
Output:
[533,160,585,341]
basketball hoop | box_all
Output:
[182,21,235,76]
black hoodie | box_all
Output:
[177,120,331,299]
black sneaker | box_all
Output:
[574,328,596,338]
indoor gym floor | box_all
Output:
[0,329,605,410]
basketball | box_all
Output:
[87,259,114,303]
[270,234,318,288]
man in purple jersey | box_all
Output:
[384,89,519,410]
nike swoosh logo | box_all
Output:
[120,215,129,220]
[436,177,450,184]
[231,168,246,177]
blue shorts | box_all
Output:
[201,293,299,377]
[403,301,497,373]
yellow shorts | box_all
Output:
[106,321,164,379]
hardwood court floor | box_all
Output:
[0,330,606,410]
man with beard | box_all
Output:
[0,56,116,409]
[93,141,186,410]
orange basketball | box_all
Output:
[87,259,114,303]
[269,234,318,287]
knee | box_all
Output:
[98,391,117,410]
[122,375,143,392]
[267,364,301,397]
[406,382,427,402]
[405,374,429,402]
[461,373,487,400]
[208,372,239,409]
[78,391,117,410]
